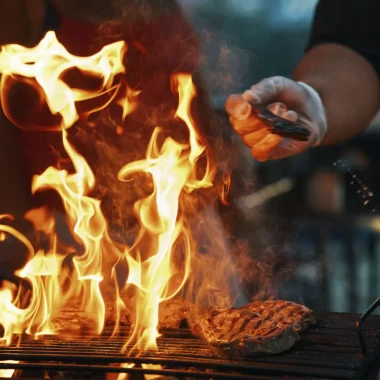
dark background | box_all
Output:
[180,0,380,314]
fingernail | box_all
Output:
[268,102,286,115]
[285,110,298,122]
[225,95,252,120]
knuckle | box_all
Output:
[232,116,263,135]
[270,75,285,82]
[241,135,253,147]
[230,118,249,135]
[226,96,251,120]
[251,147,268,162]
[268,76,285,91]
[241,132,257,146]
[252,76,287,101]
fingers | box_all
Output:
[226,94,300,133]
[243,76,309,109]
[241,128,268,147]
[267,102,299,121]
[226,95,265,135]
[284,110,298,121]
[225,95,252,120]
[225,76,321,161]
[226,86,303,162]
[267,102,287,116]
[242,130,282,161]
[226,95,289,162]
[242,76,286,105]
[251,134,282,162]
[229,115,263,135]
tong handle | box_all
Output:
[249,102,311,142]
[357,297,380,355]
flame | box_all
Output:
[106,363,135,380]
[0,361,17,378]
[0,32,127,343]
[142,364,162,380]
[0,31,126,131]
[0,31,224,357]
[118,74,213,353]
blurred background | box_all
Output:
[179,0,380,314]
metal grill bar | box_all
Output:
[0,351,366,369]
[0,362,259,380]
[0,360,361,379]
[1,312,380,380]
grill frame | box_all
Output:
[1,311,380,380]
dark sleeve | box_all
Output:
[306,0,380,76]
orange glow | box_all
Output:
[117,74,214,353]
[0,31,223,358]
[0,361,17,378]
[0,32,127,343]
[0,31,126,131]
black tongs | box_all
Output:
[249,102,310,142]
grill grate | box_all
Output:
[1,312,380,380]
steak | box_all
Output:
[158,298,191,330]
[104,295,191,330]
[192,300,316,357]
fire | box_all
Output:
[118,74,213,353]
[0,31,127,131]
[0,361,17,378]
[0,31,220,356]
[0,31,127,343]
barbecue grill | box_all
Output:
[1,300,380,380]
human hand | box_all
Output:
[226,76,327,161]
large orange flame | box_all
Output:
[0,31,126,131]
[0,31,127,343]
[118,74,214,353]
[0,31,222,358]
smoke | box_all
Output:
[179,3,251,98]
[198,33,250,97]
[63,0,291,317]
[97,0,251,96]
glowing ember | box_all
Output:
[0,31,221,356]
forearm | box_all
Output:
[292,43,380,145]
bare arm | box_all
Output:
[293,43,380,146]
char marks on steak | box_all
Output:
[192,300,316,356]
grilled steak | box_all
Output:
[51,307,99,336]
[192,300,316,357]
[158,298,191,330]
[104,295,191,330]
